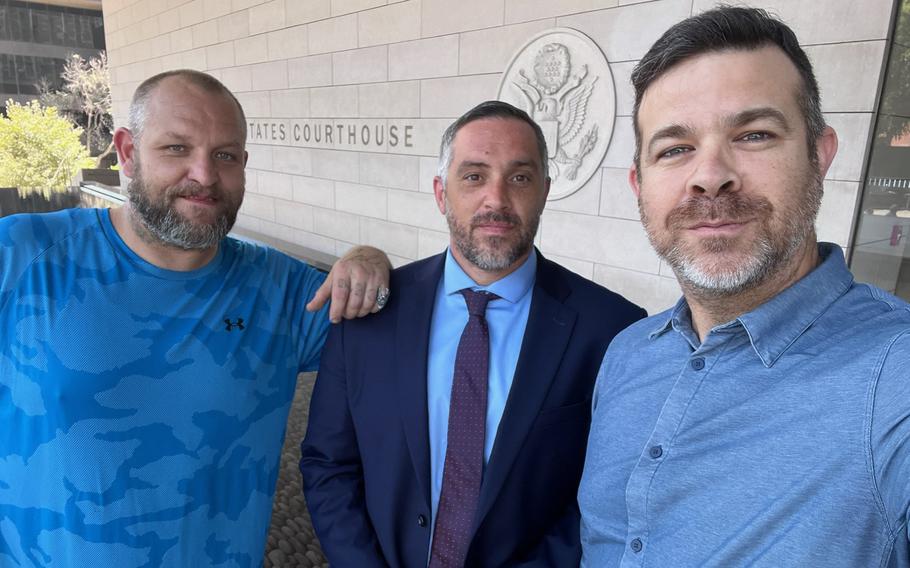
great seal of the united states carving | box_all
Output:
[498,28,616,200]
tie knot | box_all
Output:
[460,288,498,317]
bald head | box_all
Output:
[127,70,246,142]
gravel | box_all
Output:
[263,372,329,568]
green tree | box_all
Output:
[0,99,90,198]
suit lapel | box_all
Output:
[395,253,445,508]
[474,255,577,526]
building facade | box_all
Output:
[101,0,906,313]
[0,0,105,109]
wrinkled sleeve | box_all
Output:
[870,330,910,555]
[299,321,389,567]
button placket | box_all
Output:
[621,350,714,566]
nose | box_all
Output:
[686,144,741,198]
[187,153,218,187]
[483,175,510,210]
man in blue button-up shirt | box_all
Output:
[579,6,910,568]
[302,101,645,567]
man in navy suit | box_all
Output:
[300,101,645,567]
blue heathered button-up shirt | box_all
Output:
[579,243,910,567]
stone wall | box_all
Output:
[101,0,895,313]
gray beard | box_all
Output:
[127,175,236,251]
[642,175,822,298]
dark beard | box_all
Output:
[447,207,539,272]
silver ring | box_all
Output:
[376,287,391,310]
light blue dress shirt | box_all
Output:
[578,243,910,567]
[427,248,537,536]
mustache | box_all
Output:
[666,194,772,229]
[165,183,221,201]
[470,211,522,228]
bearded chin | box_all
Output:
[444,196,539,272]
[127,175,236,251]
[663,235,781,296]
[641,174,822,298]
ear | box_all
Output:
[113,127,137,178]
[628,163,642,199]
[543,176,551,201]
[814,126,838,179]
[242,150,249,168]
[433,176,446,215]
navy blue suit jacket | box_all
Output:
[300,251,645,567]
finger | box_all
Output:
[329,276,351,323]
[344,280,366,320]
[306,278,332,312]
[361,282,380,317]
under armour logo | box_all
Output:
[224,318,245,331]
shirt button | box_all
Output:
[417,514,427,527]
[649,445,663,459]
[630,538,643,553]
[691,357,705,371]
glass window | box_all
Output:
[35,57,59,91]
[78,15,93,47]
[0,4,10,41]
[91,15,105,49]
[62,12,77,46]
[17,5,30,42]
[49,10,64,46]
[14,54,35,88]
[0,53,15,85]
[851,1,910,299]
[0,53,16,96]
[9,5,26,42]
[33,9,51,44]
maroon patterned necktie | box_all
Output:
[428,289,498,568]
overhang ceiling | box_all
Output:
[30,0,103,11]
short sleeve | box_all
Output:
[291,263,330,372]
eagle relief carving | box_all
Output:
[499,29,615,200]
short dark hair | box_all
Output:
[437,100,549,185]
[631,6,825,167]
[128,69,247,141]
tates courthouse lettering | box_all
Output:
[248,119,415,151]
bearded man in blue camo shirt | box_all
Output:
[0,69,390,567]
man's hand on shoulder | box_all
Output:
[306,245,392,323]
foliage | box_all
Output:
[0,100,89,198]
[40,53,113,165]
[878,1,910,142]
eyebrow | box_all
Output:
[646,124,693,158]
[161,131,190,142]
[159,132,244,149]
[455,159,539,172]
[723,107,792,133]
[645,106,793,158]
[508,159,539,170]
[456,160,490,172]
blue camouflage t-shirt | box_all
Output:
[0,208,329,567]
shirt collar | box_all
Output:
[443,248,537,304]
[649,243,854,366]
